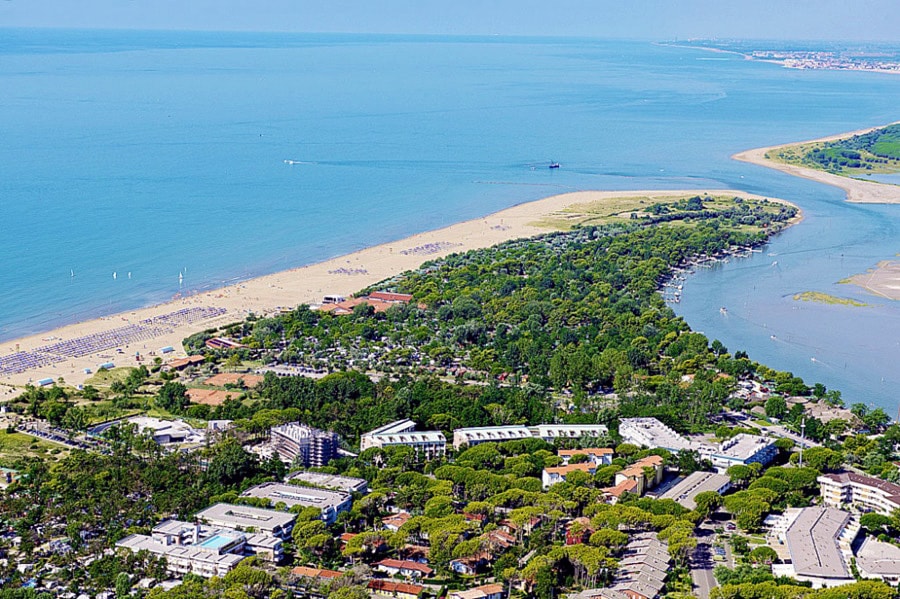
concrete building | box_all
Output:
[116,519,285,578]
[542,462,597,489]
[657,471,731,510]
[124,416,205,445]
[452,424,608,449]
[619,417,775,473]
[287,471,369,494]
[618,418,693,453]
[241,482,351,525]
[611,533,671,599]
[705,433,777,471]
[359,419,446,459]
[855,536,900,584]
[770,507,858,588]
[194,503,296,539]
[818,471,900,516]
[270,423,339,467]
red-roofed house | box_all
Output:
[368,579,424,599]
[448,583,505,599]
[602,479,639,504]
[382,512,412,532]
[542,462,597,489]
[367,291,413,303]
[375,559,433,579]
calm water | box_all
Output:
[1,30,899,410]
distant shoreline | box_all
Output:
[0,189,795,389]
[733,123,900,204]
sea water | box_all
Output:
[1,29,899,410]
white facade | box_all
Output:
[453,424,609,450]
[819,472,900,516]
[360,419,446,459]
[195,503,296,538]
[241,482,351,524]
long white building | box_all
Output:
[452,424,608,449]
[116,519,285,578]
[360,419,447,459]
[818,472,900,516]
[241,482,352,525]
[619,417,776,473]
[195,503,296,539]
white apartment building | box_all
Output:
[195,503,296,539]
[241,482,352,525]
[818,472,900,516]
[116,519,285,578]
[453,424,608,450]
[360,419,446,459]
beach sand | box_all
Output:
[733,123,900,204]
[0,189,787,389]
[846,260,900,301]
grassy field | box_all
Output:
[793,291,868,307]
[531,194,789,230]
[0,429,68,465]
[767,124,900,177]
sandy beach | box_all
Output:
[733,123,900,204]
[846,260,900,301]
[0,189,788,390]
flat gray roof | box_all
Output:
[785,507,851,579]
[288,471,368,492]
[241,482,350,510]
[856,536,900,576]
[195,503,295,531]
[658,471,731,510]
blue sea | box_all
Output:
[2,29,899,410]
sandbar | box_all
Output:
[0,189,792,390]
[845,260,900,301]
[733,123,900,204]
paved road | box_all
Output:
[690,527,717,599]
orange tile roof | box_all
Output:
[368,291,413,303]
[376,559,433,575]
[544,462,596,476]
[292,566,343,579]
[368,579,425,596]
[603,479,638,497]
[634,455,664,467]
[167,355,205,369]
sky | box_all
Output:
[2,0,900,41]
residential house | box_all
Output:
[368,580,424,599]
[375,559,433,579]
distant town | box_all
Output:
[665,40,900,74]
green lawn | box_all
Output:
[0,430,68,465]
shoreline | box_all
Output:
[733,123,900,204]
[0,189,793,390]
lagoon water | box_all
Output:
[1,30,899,410]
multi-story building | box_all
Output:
[241,482,352,525]
[558,447,614,466]
[360,419,447,459]
[116,519,285,578]
[452,424,609,450]
[287,471,369,494]
[542,462,597,489]
[194,503,296,539]
[705,433,777,471]
[818,472,900,515]
[618,418,694,454]
[657,471,731,510]
[619,417,776,473]
[770,507,858,588]
[270,423,339,467]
